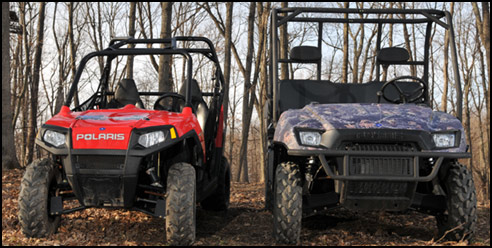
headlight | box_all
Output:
[432,133,456,148]
[138,131,165,148]
[43,130,66,147]
[298,131,322,146]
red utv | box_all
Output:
[18,37,230,245]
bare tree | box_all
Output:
[52,3,69,114]
[342,2,349,83]
[441,3,454,113]
[137,3,159,73]
[471,2,490,201]
[26,2,46,165]
[227,72,242,165]
[158,2,173,92]
[223,2,233,166]
[18,2,32,166]
[2,2,20,170]
[200,2,236,177]
[358,23,378,83]
[254,2,271,183]
[280,2,288,80]
[349,2,365,84]
[471,2,490,150]
[382,2,394,82]
[127,2,136,79]
[237,2,256,183]
[397,2,416,77]
[86,2,104,74]
[68,2,80,107]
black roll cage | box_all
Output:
[65,36,226,112]
[269,7,463,124]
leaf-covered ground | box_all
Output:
[2,169,490,246]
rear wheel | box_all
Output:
[18,158,61,237]
[436,161,477,241]
[201,157,231,211]
[165,163,196,245]
[273,162,302,245]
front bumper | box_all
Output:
[288,149,470,182]
[36,124,189,208]
[62,150,141,208]
[287,148,470,211]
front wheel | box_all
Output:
[18,158,61,237]
[436,161,477,241]
[273,162,302,245]
[165,163,196,245]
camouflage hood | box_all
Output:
[274,103,467,152]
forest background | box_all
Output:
[2,2,490,206]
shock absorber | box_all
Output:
[304,156,316,194]
[146,167,163,188]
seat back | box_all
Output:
[377,47,410,64]
[113,79,144,108]
[290,46,321,62]
[179,79,209,133]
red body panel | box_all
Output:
[48,105,204,151]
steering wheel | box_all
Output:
[154,93,186,112]
[379,75,427,104]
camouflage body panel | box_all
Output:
[274,103,467,153]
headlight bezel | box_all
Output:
[432,131,459,149]
[296,128,324,147]
[42,129,67,148]
[138,130,166,148]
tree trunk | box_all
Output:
[342,2,349,83]
[2,2,21,170]
[383,3,394,82]
[228,80,238,166]
[237,2,256,183]
[52,3,69,115]
[359,24,377,83]
[255,2,271,183]
[223,2,233,167]
[68,2,79,107]
[137,2,159,72]
[471,2,490,201]
[280,2,288,80]
[19,2,31,166]
[12,30,26,132]
[350,5,364,84]
[398,3,416,77]
[26,2,46,165]
[158,2,173,92]
[441,3,453,112]
[126,2,136,79]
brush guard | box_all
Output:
[288,147,470,211]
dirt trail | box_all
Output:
[2,170,490,246]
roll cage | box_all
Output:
[65,36,226,113]
[268,7,464,124]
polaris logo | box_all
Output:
[76,133,125,141]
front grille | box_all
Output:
[338,143,418,210]
[342,142,418,152]
[349,156,413,176]
[74,155,125,170]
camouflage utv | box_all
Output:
[264,8,477,244]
